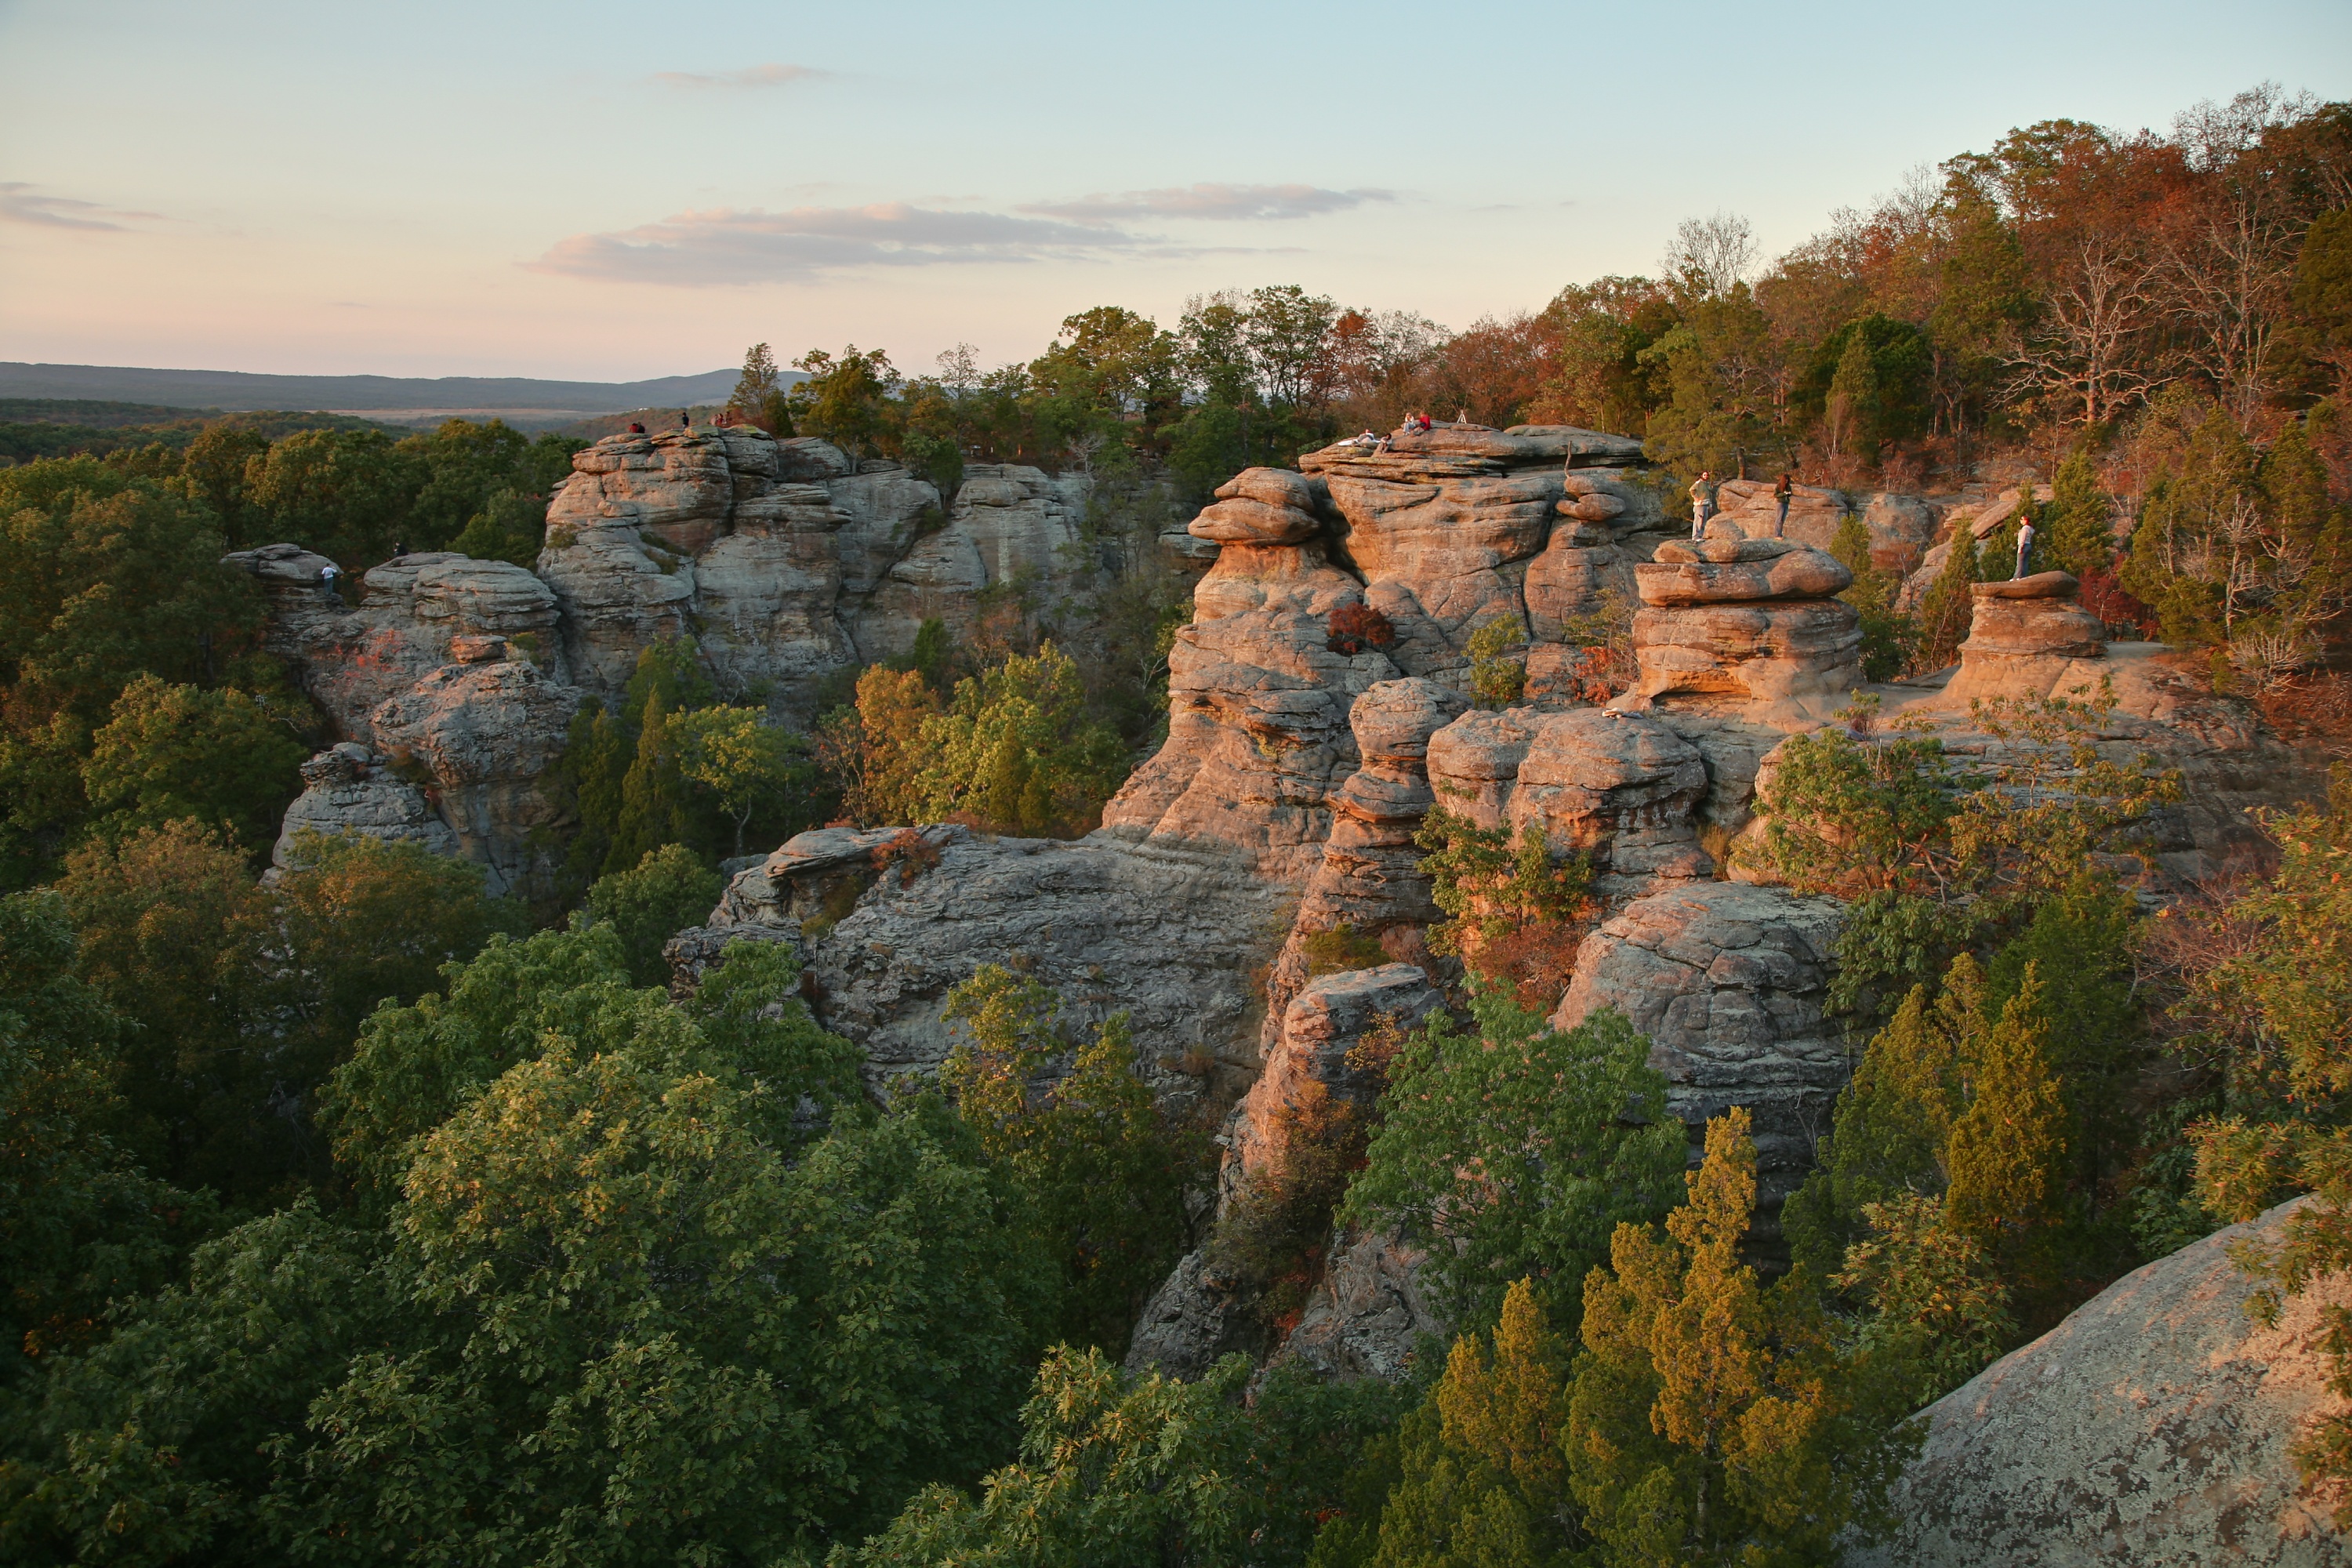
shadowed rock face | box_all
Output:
[1845,1196,2350,1568]
[270,742,458,873]
[1551,880,1847,1252]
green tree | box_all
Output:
[53,822,267,1194]
[670,703,812,857]
[1341,1278,1574,1568]
[585,843,724,988]
[1341,993,1685,1330]
[240,427,421,565]
[942,965,1205,1354]
[2041,446,2114,579]
[81,677,307,856]
[445,485,547,568]
[1565,1109,1911,1566]
[399,419,579,552]
[790,345,898,459]
[2180,771,2352,1518]
[841,1347,1406,1567]
[915,642,1128,837]
[605,688,696,874]
[1829,514,1914,681]
[728,341,782,416]
[177,425,270,549]
[0,891,212,1403]
[1826,329,1880,460]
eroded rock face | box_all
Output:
[1261,1225,1445,1385]
[1425,707,1715,895]
[1846,1196,2350,1568]
[1613,538,1864,726]
[1293,678,1472,936]
[1229,964,1443,1181]
[1550,880,1846,1249]
[710,827,1292,1105]
[225,546,568,743]
[270,742,459,873]
[1103,524,1396,884]
[1712,481,1940,573]
[539,429,1094,712]
[367,658,582,900]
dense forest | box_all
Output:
[4,85,2352,1565]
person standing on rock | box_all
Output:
[2014,516,2037,579]
[1690,471,1718,541]
[1773,472,1793,538]
[319,561,342,606]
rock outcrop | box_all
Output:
[539,426,1093,714]
[1933,570,2108,705]
[224,546,568,743]
[1614,538,1863,726]
[1712,480,1940,573]
[1229,963,1444,1182]
[270,742,458,873]
[366,654,582,899]
[1846,1196,2349,1568]
[1551,880,1847,1247]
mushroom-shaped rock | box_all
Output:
[1972,568,2080,601]
[1846,1194,2350,1568]
[1190,495,1321,545]
[1636,538,1855,605]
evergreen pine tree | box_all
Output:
[2042,447,2114,579]
[604,690,695,876]
[1914,528,1981,670]
[1350,1277,1572,1568]
[1827,331,1880,459]
[1944,964,2070,1302]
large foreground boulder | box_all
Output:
[1846,1196,2350,1567]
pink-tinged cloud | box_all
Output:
[1022,183,1393,223]
[0,183,165,231]
[528,202,1156,285]
[650,63,827,89]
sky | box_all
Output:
[2,0,2348,383]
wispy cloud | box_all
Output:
[528,202,1152,285]
[1022,183,1392,223]
[0,182,164,231]
[650,63,827,90]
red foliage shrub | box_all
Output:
[1327,601,1397,655]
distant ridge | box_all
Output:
[0,361,749,414]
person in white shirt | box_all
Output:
[1689,472,1718,541]
[2014,519,2037,579]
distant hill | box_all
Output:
[0,403,397,466]
[0,362,759,419]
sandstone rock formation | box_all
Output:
[1614,538,1864,725]
[1263,1225,1446,1385]
[1228,964,1444,1182]
[538,426,1093,714]
[367,655,582,899]
[706,825,1292,1105]
[225,545,567,743]
[1933,570,2107,704]
[1712,480,1939,573]
[1846,1196,2350,1568]
[1898,482,2055,608]
[1551,880,1847,1247]
[270,742,458,873]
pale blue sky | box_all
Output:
[2,0,2347,381]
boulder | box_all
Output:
[270,744,458,872]
[1291,678,1471,935]
[1426,707,1713,894]
[1550,880,1848,1249]
[1973,569,2079,600]
[1846,1195,2350,1568]
[1560,468,1672,534]
[1323,470,1560,681]
[1191,495,1321,545]
[225,546,566,742]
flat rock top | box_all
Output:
[1654,536,1809,564]
[1971,570,2080,601]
